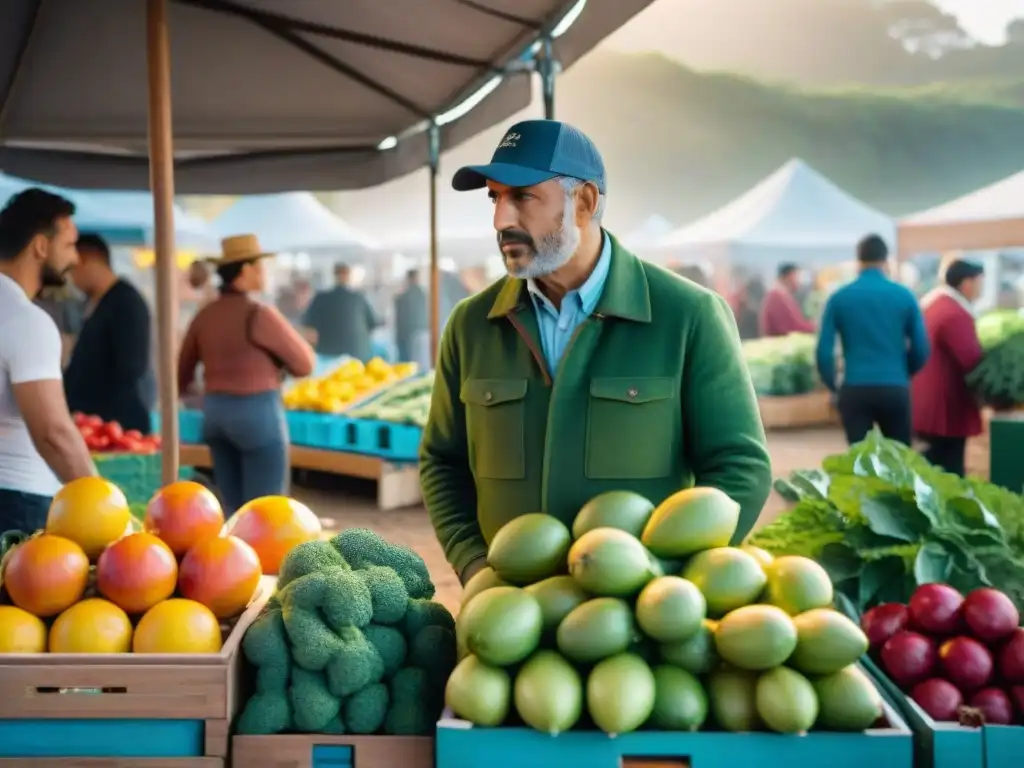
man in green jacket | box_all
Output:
[420,119,772,585]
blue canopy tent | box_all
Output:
[0,172,217,251]
[212,192,378,253]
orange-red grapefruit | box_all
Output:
[178,535,262,618]
[4,535,90,617]
[96,532,178,614]
[144,481,224,557]
[224,496,320,574]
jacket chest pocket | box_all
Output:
[586,377,675,479]
[460,378,528,480]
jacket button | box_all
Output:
[484,391,493,402]
[627,387,638,398]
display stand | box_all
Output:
[179,444,421,511]
[231,734,433,768]
[0,577,273,766]
[988,410,1024,492]
[757,390,838,430]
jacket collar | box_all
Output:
[487,231,652,323]
[921,285,976,318]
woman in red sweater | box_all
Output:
[912,259,985,476]
[178,235,315,513]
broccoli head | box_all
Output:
[242,607,290,668]
[344,682,389,734]
[401,599,455,638]
[236,691,292,735]
[408,625,457,686]
[363,624,408,677]
[281,603,343,671]
[278,540,349,587]
[329,529,435,599]
[385,666,440,735]
[324,627,385,698]
[357,565,409,625]
[320,567,374,632]
[289,668,342,732]
[256,661,291,693]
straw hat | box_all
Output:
[210,234,274,264]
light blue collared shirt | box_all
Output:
[527,231,612,374]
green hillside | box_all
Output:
[545,52,1024,228]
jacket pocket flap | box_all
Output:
[460,378,529,406]
[590,377,674,404]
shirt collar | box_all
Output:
[0,272,29,302]
[527,229,612,314]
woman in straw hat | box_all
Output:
[178,235,316,512]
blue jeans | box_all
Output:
[203,391,289,515]
[0,489,52,534]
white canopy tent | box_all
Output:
[898,168,1024,255]
[622,214,674,251]
[656,158,895,270]
[212,192,378,253]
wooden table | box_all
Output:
[179,443,422,511]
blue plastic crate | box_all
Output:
[150,408,204,444]
[983,723,1024,767]
[437,701,914,768]
[862,655,983,768]
[287,411,351,450]
[0,718,205,758]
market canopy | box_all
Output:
[0,0,654,193]
[212,192,378,253]
[0,172,217,250]
[898,168,1024,255]
[622,214,674,251]
[656,158,896,266]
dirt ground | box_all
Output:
[294,427,854,615]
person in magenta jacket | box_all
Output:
[912,259,985,476]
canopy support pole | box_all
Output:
[428,121,441,364]
[538,37,559,120]
[146,0,180,484]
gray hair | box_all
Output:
[557,176,606,222]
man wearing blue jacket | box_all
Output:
[816,234,930,445]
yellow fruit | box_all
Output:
[366,357,390,377]
[0,606,47,652]
[133,599,223,654]
[394,362,418,378]
[49,599,133,653]
[47,477,131,559]
[353,374,377,392]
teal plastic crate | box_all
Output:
[862,655,983,768]
[94,451,194,507]
[983,723,1024,767]
[436,698,913,768]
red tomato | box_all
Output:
[91,435,111,451]
[124,430,143,441]
[84,415,103,429]
[104,422,124,441]
[72,412,88,427]
[79,425,96,440]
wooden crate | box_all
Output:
[758,390,838,430]
[231,734,434,768]
[0,576,274,766]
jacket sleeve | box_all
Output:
[941,311,984,373]
[683,292,773,543]
[419,304,487,581]
[905,295,931,375]
[251,304,317,378]
[815,297,839,391]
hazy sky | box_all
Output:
[934,0,1024,42]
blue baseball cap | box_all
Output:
[452,119,606,193]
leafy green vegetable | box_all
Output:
[968,331,1024,409]
[976,309,1024,351]
[742,332,818,396]
[751,429,1024,612]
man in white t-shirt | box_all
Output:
[0,188,96,533]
